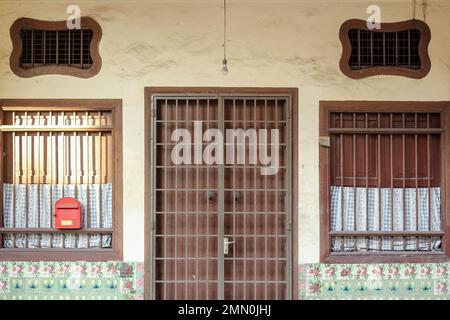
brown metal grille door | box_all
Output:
[151,95,292,300]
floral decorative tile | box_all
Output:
[0,261,144,300]
[299,263,450,300]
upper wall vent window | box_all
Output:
[10,17,102,78]
[339,19,431,79]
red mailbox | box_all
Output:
[55,197,82,229]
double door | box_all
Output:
[150,94,292,300]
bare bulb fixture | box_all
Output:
[221,0,229,74]
[221,58,228,74]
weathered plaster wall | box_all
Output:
[0,0,449,263]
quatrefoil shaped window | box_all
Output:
[339,19,431,79]
[10,17,102,78]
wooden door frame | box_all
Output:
[144,87,299,300]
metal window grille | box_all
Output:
[328,111,443,253]
[348,29,421,70]
[151,95,292,300]
[0,109,114,250]
[20,29,94,69]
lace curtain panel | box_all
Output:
[2,183,113,249]
[330,186,442,252]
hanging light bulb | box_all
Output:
[221,0,229,74]
[221,58,228,74]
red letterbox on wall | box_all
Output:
[55,198,82,229]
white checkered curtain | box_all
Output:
[2,184,113,249]
[330,186,441,252]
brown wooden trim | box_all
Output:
[0,99,123,261]
[0,250,121,262]
[339,19,431,79]
[144,87,299,300]
[10,17,102,78]
[319,101,450,264]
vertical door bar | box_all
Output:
[195,99,200,300]
[206,99,210,300]
[232,98,237,300]
[151,97,157,300]
[243,99,247,299]
[263,99,268,300]
[253,99,257,299]
[169,99,172,300]
[285,97,293,299]
[184,99,188,299]
[218,96,225,300]
[274,99,279,300]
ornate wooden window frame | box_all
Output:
[319,101,450,264]
[10,17,102,78]
[0,99,123,261]
[339,19,431,79]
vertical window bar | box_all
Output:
[85,112,90,242]
[395,31,399,66]
[68,30,71,66]
[377,113,382,250]
[382,32,386,66]
[31,30,34,67]
[427,114,432,250]
[352,113,356,250]
[408,30,411,68]
[43,31,46,65]
[12,112,16,247]
[340,113,344,250]
[402,114,406,251]
[49,112,53,247]
[415,114,419,250]
[365,113,369,251]
[37,113,41,238]
[370,32,374,66]
[80,29,84,69]
[390,114,394,251]
[56,31,59,65]
[98,112,103,244]
[25,112,29,248]
[357,30,361,68]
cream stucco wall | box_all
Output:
[0,0,449,263]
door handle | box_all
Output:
[224,237,235,255]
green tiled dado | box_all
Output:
[298,263,450,300]
[0,261,144,300]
